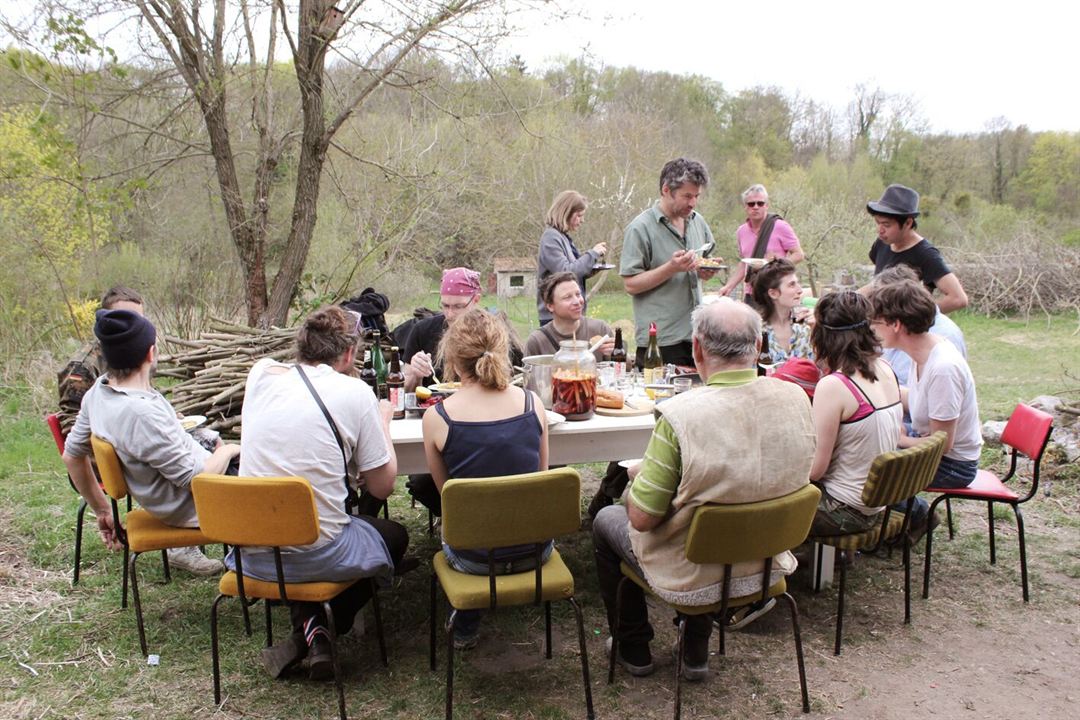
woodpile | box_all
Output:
[156,320,297,438]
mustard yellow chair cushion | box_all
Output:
[124,508,210,553]
[433,549,575,611]
[218,572,356,603]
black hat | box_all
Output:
[94,309,156,370]
[867,184,920,217]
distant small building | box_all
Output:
[493,257,537,299]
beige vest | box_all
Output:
[630,377,815,605]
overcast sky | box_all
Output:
[500,0,1079,134]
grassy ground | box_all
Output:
[1,306,1077,719]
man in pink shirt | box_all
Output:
[719,184,804,303]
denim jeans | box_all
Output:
[929,454,979,490]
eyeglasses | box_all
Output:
[440,299,474,312]
[746,201,767,208]
[345,309,363,334]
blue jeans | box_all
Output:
[929,454,979,490]
[442,541,554,638]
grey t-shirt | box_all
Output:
[66,376,210,527]
[620,204,714,347]
[524,317,612,360]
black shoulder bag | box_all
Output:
[295,365,361,516]
[745,213,781,304]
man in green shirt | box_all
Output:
[620,158,721,368]
[593,298,815,681]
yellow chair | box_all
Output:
[609,484,821,719]
[429,467,594,720]
[809,431,947,655]
[191,474,387,720]
[91,434,212,656]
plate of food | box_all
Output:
[592,263,616,272]
[430,382,462,394]
[617,458,643,470]
[740,257,768,270]
[179,414,207,432]
[546,411,566,426]
[698,257,726,271]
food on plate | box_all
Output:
[417,395,444,410]
[596,387,624,410]
[431,381,462,393]
[415,386,433,401]
[698,257,724,270]
[740,257,768,270]
[180,418,199,431]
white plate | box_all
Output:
[741,257,768,270]
[180,414,207,431]
[618,458,643,470]
[430,382,462,394]
[546,411,566,426]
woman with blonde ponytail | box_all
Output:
[422,308,549,649]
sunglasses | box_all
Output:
[746,201,767,208]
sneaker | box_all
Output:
[671,642,709,682]
[725,598,777,631]
[260,633,306,679]
[453,629,479,651]
[167,546,224,576]
[605,636,655,677]
[303,621,334,681]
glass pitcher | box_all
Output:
[551,340,597,421]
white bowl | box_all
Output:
[740,257,768,270]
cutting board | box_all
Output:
[595,398,655,417]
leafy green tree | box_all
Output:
[1018,132,1080,216]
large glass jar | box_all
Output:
[552,339,597,421]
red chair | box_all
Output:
[46,414,90,585]
[922,403,1054,602]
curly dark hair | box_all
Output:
[811,291,880,380]
[868,279,936,335]
[751,258,798,320]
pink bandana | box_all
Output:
[440,267,482,297]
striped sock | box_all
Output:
[303,616,329,647]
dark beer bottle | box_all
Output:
[757,330,772,377]
[387,346,406,420]
[360,349,379,395]
[371,331,388,399]
[643,322,663,385]
[611,327,628,382]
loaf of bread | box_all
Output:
[596,387,624,409]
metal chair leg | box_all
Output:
[834,549,847,656]
[608,576,627,684]
[264,599,274,647]
[778,592,810,713]
[987,501,997,564]
[323,600,347,720]
[923,496,946,599]
[1014,505,1029,602]
[210,594,227,704]
[371,581,388,666]
[445,609,457,720]
[74,499,87,585]
[429,573,438,671]
[568,597,595,720]
[674,616,687,720]
[945,497,955,538]
[161,548,171,583]
[130,552,148,656]
[121,545,130,609]
[902,529,912,624]
[544,601,552,659]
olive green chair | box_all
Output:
[429,467,594,720]
[809,431,947,655]
[608,484,820,720]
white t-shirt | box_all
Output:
[908,341,982,462]
[240,358,390,548]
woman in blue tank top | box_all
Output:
[421,308,550,648]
